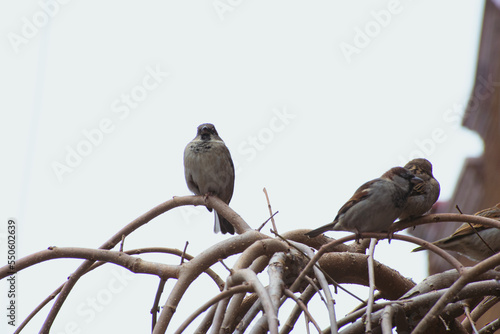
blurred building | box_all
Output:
[411,0,500,331]
[412,0,500,276]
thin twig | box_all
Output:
[151,279,168,331]
[456,205,497,256]
[287,240,338,334]
[194,304,217,333]
[210,284,231,334]
[463,305,480,334]
[280,285,317,334]
[342,280,500,333]
[365,238,378,333]
[463,296,500,331]
[13,285,64,334]
[412,252,500,333]
[219,259,233,274]
[229,269,279,334]
[271,229,365,304]
[283,289,323,333]
[221,256,270,332]
[180,241,189,265]
[336,301,407,329]
[304,276,322,299]
[234,297,263,333]
[175,284,253,334]
[290,232,464,298]
[478,318,500,334]
[120,234,125,252]
[257,211,279,232]
[349,292,382,314]
[263,187,278,233]
[380,304,395,334]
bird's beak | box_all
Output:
[411,176,423,185]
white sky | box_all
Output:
[1,1,486,333]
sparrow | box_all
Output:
[399,158,440,220]
[184,123,235,234]
[412,203,500,261]
[305,167,423,238]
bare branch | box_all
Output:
[0,246,180,279]
[280,285,317,334]
[13,285,63,334]
[228,269,279,334]
[365,238,378,333]
[478,317,500,333]
[343,280,500,333]
[222,256,270,332]
[463,305,480,334]
[287,240,338,333]
[462,296,500,331]
[205,195,253,234]
[154,230,270,334]
[412,252,500,333]
[194,304,217,334]
[292,232,464,298]
[13,246,222,333]
[268,252,286,311]
[174,285,253,334]
[40,195,207,333]
[380,304,396,334]
[390,213,500,233]
[151,279,168,331]
[14,206,500,334]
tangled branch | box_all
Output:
[3,195,500,333]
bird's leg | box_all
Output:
[355,229,361,244]
[203,191,216,201]
[203,192,216,212]
[387,230,394,244]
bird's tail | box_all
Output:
[214,211,235,235]
[305,222,337,238]
[411,245,426,253]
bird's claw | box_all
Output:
[387,230,395,243]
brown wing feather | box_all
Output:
[475,205,500,219]
[450,204,500,237]
[333,180,375,220]
[450,223,489,237]
[305,179,376,238]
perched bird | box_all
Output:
[184,123,235,234]
[412,203,500,261]
[399,158,440,220]
[305,167,423,238]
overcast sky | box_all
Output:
[1,1,486,333]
